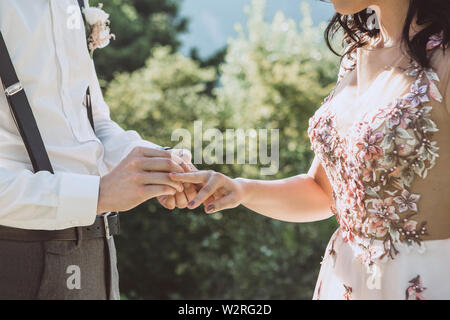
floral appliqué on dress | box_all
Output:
[343,285,353,300]
[308,34,444,290]
[405,275,426,300]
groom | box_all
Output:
[0,0,195,299]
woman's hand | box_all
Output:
[168,156,334,223]
[157,149,198,210]
[169,170,245,214]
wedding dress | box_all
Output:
[308,34,450,300]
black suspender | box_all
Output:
[78,0,95,133]
[77,0,85,11]
[0,0,95,174]
[0,33,54,174]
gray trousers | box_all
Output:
[0,235,120,300]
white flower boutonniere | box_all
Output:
[82,2,115,57]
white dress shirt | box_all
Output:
[0,0,158,230]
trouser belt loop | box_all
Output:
[75,226,83,248]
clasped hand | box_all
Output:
[167,170,244,214]
[159,151,244,214]
[97,146,243,214]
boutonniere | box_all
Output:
[82,2,115,57]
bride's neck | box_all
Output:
[369,0,411,48]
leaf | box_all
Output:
[423,118,439,133]
[380,136,393,150]
[428,79,443,102]
[407,69,419,77]
[366,188,378,198]
[385,189,399,196]
[420,106,432,115]
[396,127,412,139]
[402,168,414,187]
[425,70,440,82]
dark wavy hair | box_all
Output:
[324,0,450,67]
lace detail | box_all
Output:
[308,35,444,288]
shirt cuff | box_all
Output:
[56,172,100,228]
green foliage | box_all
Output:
[216,0,338,177]
[107,46,218,142]
[105,0,339,299]
[90,0,188,81]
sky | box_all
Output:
[179,0,335,58]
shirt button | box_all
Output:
[70,220,78,225]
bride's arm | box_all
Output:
[239,156,334,222]
[169,156,334,223]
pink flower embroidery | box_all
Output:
[426,32,444,51]
[394,190,420,213]
[365,217,388,238]
[343,285,352,300]
[356,130,384,161]
[404,82,429,107]
[403,220,418,232]
[368,197,399,221]
[386,104,418,129]
[405,275,426,300]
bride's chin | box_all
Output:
[330,0,371,15]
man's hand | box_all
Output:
[97,147,185,214]
[157,149,198,210]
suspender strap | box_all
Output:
[0,1,95,173]
[0,32,54,173]
[77,0,85,10]
[85,87,95,132]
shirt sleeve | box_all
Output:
[0,169,100,230]
[88,59,160,171]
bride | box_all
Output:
[168,0,450,299]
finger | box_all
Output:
[169,171,211,184]
[157,196,171,209]
[171,149,192,163]
[165,195,176,210]
[134,147,172,159]
[175,191,188,209]
[187,177,223,209]
[204,194,237,214]
[203,196,215,209]
[180,161,192,173]
[179,157,198,173]
[170,153,186,167]
[183,183,197,202]
[143,185,177,200]
[138,157,184,173]
[193,183,203,192]
[138,172,184,192]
